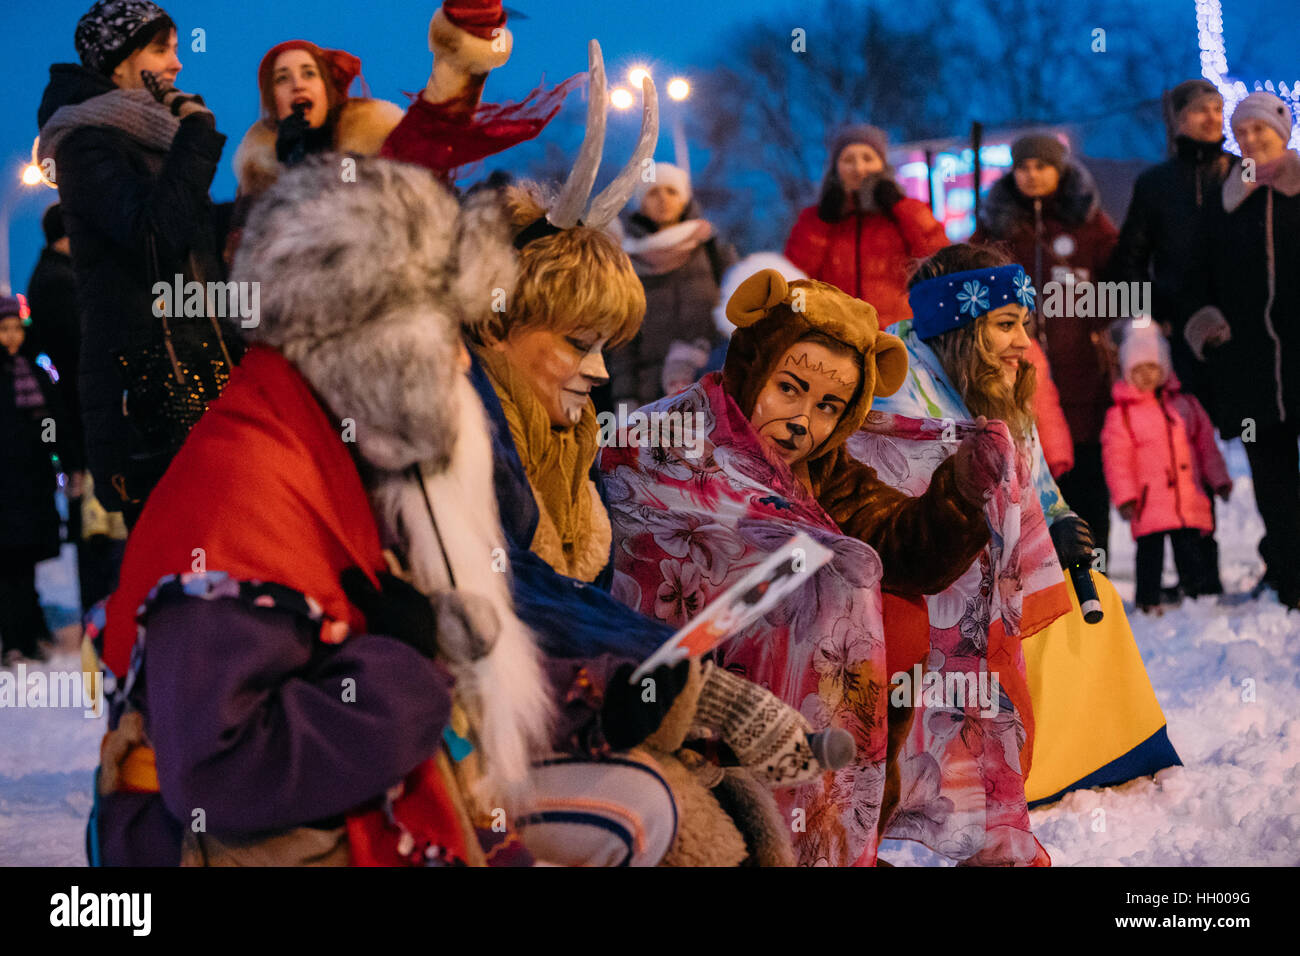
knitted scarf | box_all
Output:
[473,344,609,582]
[38,87,179,164]
[623,219,714,277]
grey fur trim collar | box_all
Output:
[979,161,1100,237]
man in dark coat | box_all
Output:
[36,0,237,525]
[1111,79,1233,594]
[1112,80,1232,404]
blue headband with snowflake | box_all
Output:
[908,265,1036,340]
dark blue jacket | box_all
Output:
[468,351,671,661]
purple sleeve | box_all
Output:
[142,594,453,835]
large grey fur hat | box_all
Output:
[231,154,517,472]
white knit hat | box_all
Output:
[1119,321,1171,382]
[711,252,808,338]
[635,162,691,205]
[1230,91,1294,144]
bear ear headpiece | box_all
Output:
[724,268,908,399]
[725,268,789,327]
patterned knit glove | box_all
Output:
[689,661,821,788]
[140,69,209,118]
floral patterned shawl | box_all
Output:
[601,373,1056,865]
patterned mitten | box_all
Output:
[689,661,821,788]
[140,70,209,117]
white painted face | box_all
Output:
[493,326,611,428]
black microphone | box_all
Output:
[1068,562,1104,624]
[807,728,855,770]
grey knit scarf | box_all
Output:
[38,88,179,164]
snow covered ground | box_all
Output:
[3,441,1297,866]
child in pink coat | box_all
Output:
[1102,322,1231,613]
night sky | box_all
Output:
[5,0,1296,290]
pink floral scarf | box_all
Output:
[600,374,1056,865]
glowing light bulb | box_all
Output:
[667,78,690,101]
[610,87,634,110]
[628,67,651,89]
[21,164,42,186]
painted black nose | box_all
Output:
[787,422,807,437]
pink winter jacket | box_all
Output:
[1101,374,1230,539]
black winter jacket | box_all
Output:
[1182,153,1300,436]
[25,245,84,473]
[36,63,233,514]
[1112,137,1232,409]
[0,353,64,562]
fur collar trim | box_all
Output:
[979,161,1100,237]
[234,97,405,197]
[1223,151,1300,212]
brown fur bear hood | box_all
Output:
[721,268,908,464]
[233,97,405,198]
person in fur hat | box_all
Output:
[1102,321,1230,614]
[972,133,1119,560]
[92,154,690,867]
[1181,91,1300,610]
[784,124,948,327]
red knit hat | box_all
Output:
[442,0,506,40]
[256,40,363,119]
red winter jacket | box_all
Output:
[784,198,948,327]
[1101,374,1229,539]
[1025,339,1074,478]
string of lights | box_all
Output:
[1195,0,1300,152]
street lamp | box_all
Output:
[1,158,48,296]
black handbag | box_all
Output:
[114,234,240,501]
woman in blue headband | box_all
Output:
[867,242,1182,809]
